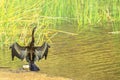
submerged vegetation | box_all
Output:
[0,0,120,47]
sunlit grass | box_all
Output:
[0,0,120,48]
[76,0,120,30]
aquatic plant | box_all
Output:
[0,0,120,48]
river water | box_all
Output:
[0,25,120,80]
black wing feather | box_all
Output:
[10,42,28,60]
[34,42,50,61]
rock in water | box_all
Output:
[23,64,30,71]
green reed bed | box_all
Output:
[0,0,120,48]
[76,0,120,29]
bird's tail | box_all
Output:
[29,63,40,71]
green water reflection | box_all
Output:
[0,25,120,80]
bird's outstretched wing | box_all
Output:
[10,42,28,60]
[34,42,50,61]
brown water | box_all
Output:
[0,25,120,80]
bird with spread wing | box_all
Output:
[10,27,50,71]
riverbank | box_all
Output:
[0,71,71,80]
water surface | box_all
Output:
[0,25,120,80]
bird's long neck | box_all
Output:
[28,27,37,62]
[30,27,36,47]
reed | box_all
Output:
[0,0,120,48]
[79,1,119,27]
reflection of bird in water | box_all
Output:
[10,27,50,71]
